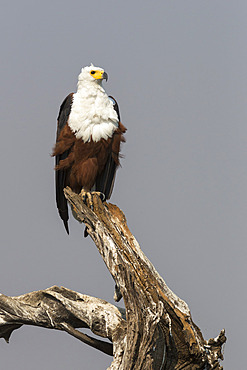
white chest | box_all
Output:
[68,85,119,143]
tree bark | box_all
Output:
[0,188,226,369]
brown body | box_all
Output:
[52,93,126,233]
[53,120,126,192]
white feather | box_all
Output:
[68,65,119,143]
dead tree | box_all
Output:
[0,188,226,369]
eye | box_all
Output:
[90,71,96,75]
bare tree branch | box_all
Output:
[0,286,124,355]
[63,188,226,369]
[0,189,226,369]
[61,323,113,355]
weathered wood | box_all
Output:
[63,188,226,369]
[0,286,124,356]
[0,189,226,369]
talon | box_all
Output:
[87,192,94,210]
[79,190,105,211]
[80,189,88,204]
[99,192,105,201]
[91,191,105,201]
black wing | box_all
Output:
[95,96,121,200]
[55,93,73,234]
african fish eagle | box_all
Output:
[52,64,126,234]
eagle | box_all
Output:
[52,64,126,234]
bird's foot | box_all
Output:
[80,189,89,204]
[92,191,105,201]
[79,190,105,210]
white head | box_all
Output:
[78,64,108,86]
[69,64,118,142]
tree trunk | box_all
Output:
[0,188,226,369]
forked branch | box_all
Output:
[63,188,226,369]
[0,188,226,369]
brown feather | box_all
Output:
[53,122,126,194]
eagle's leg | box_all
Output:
[87,192,105,210]
[79,189,105,210]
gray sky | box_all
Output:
[1,1,246,368]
